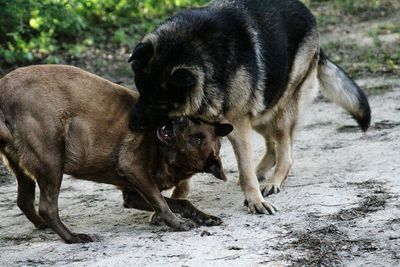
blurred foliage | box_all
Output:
[305,0,399,27]
[0,0,207,66]
[0,0,398,72]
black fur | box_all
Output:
[128,0,316,129]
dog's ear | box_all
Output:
[205,155,227,181]
[128,42,154,70]
[214,123,233,137]
[167,69,196,90]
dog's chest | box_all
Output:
[154,167,191,191]
[153,167,178,191]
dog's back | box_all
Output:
[194,0,318,111]
[0,65,138,176]
[0,65,137,123]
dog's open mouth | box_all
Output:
[157,121,175,144]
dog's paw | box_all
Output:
[193,214,222,227]
[245,200,277,215]
[262,181,282,197]
[67,233,94,244]
[149,212,164,226]
[172,218,198,231]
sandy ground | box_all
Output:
[0,84,399,266]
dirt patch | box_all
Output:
[287,224,377,266]
[273,179,396,266]
[332,181,393,221]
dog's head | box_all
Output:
[128,37,203,130]
[128,8,251,130]
[156,117,233,180]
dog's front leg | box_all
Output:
[118,162,196,231]
[123,190,221,227]
[228,117,277,214]
[147,180,191,225]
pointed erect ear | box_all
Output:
[205,155,227,181]
[214,123,233,137]
[128,42,154,69]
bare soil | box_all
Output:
[1,84,399,266]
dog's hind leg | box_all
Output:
[5,157,48,229]
[261,62,319,197]
[36,158,94,243]
[254,126,276,181]
[261,124,293,197]
[228,117,276,214]
[34,149,96,243]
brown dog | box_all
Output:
[0,65,233,243]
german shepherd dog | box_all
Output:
[128,0,371,214]
[0,65,233,243]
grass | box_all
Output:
[308,0,400,28]
[369,22,400,36]
[368,84,394,96]
[323,40,399,78]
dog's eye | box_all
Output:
[191,133,205,146]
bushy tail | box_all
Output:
[318,49,371,131]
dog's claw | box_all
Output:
[193,214,222,226]
[173,218,198,231]
[262,183,281,197]
[247,201,277,215]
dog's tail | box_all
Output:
[0,80,12,143]
[318,49,371,131]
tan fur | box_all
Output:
[227,29,321,204]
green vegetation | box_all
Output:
[0,0,207,67]
[323,40,399,77]
[368,84,393,96]
[369,22,400,36]
[1,0,399,85]
[306,0,399,27]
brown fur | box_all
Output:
[0,65,231,243]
